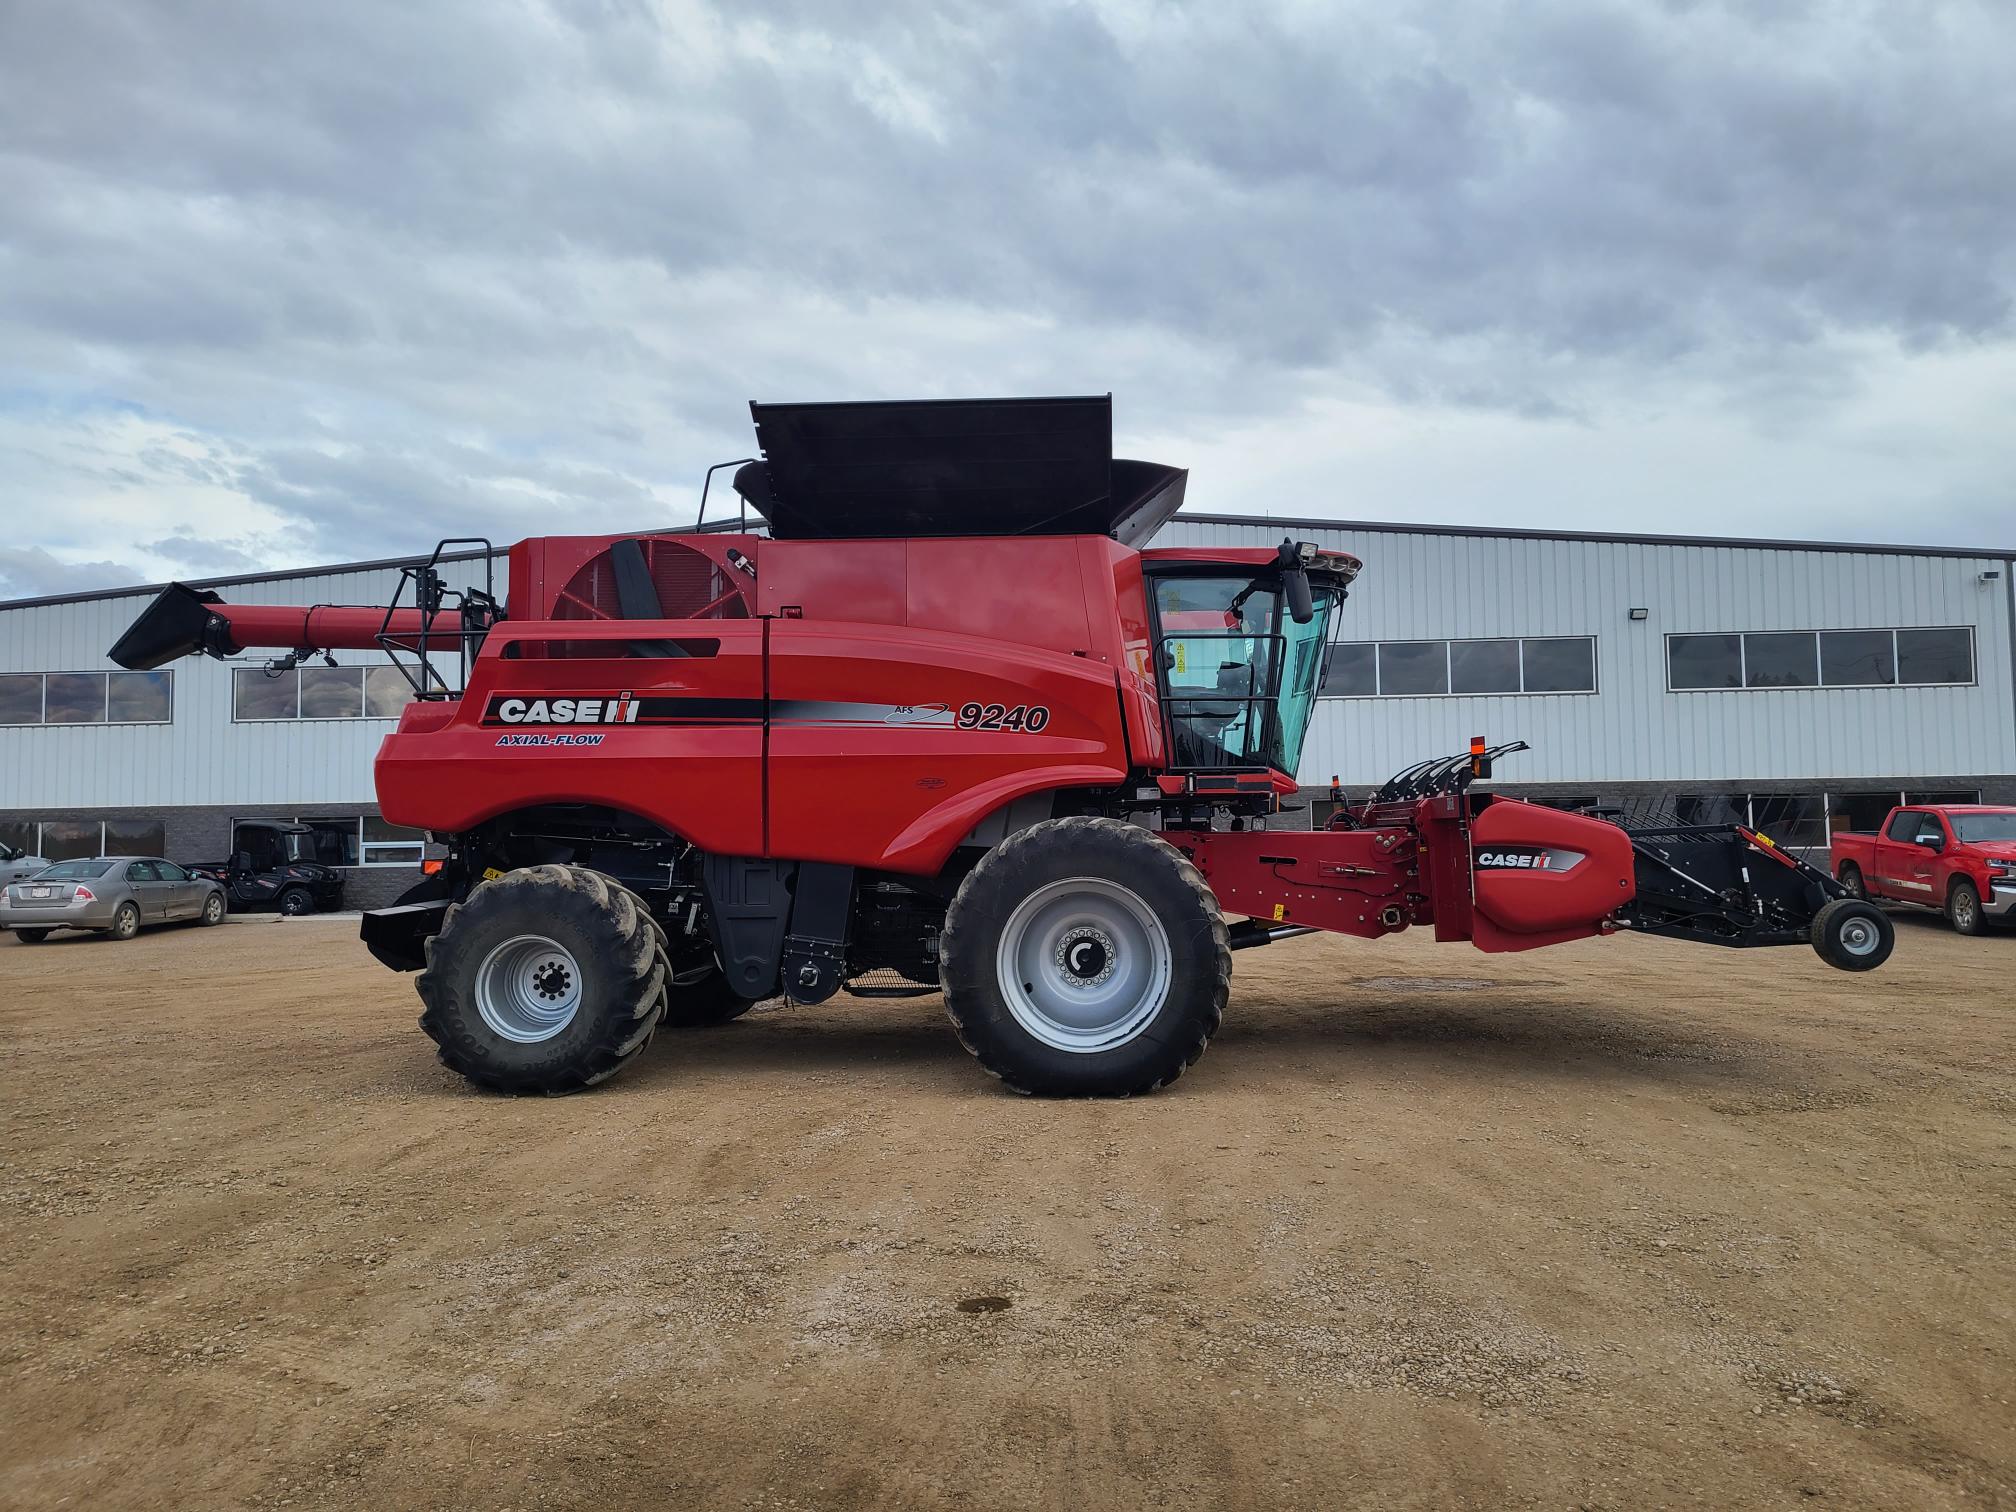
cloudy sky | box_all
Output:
[2,0,2012,600]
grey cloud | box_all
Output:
[0,0,2012,590]
[0,546,145,600]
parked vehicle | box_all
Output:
[109,394,1893,1099]
[0,840,50,886]
[1830,805,2016,935]
[3,856,227,942]
[184,820,345,916]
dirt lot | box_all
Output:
[2,914,2012,1511]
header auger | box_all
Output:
[112,396,1893,1096]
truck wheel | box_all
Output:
[13,928,51,944]
[1836,862,1866,900]
[1811,898,1894,972]
[109,902,141,942]
[940,816,1230,1096]
[1947,880,1985,936]
[277,886,314,917]
[661,971,758,1028]
[199,892,226,926]
[416,865,670,1094]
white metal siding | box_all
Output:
[1,527,2010,810]
[1153,520,2016,787]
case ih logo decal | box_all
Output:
[1474,846,1587,872]
[481,692,766,726]
[488,694,643,725]
[480,694,1056,731]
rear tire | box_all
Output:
[940,817,1230,1096]
[1837,862,1866,900]
[1811,897,1894,971]
[13,928,51,944]
[277,886,314,917]
[417,865,669,1094]
[1947,880,1985,936]
[109,903,141,942]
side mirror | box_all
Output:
[1275,538,1314,624]
[1916,832,1945,853]
[1283,566,1314,625]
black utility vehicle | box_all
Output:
[185,821,345,916]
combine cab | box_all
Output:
[111,396,1893,1097]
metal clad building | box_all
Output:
[1,518,2011,901]
[1159,515,2016,792]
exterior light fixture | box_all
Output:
[1628,607,1650,621]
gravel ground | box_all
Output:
[1,912,2012,1510]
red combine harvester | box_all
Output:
[110,397,1893,1096]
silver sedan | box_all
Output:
[2,856,227,943]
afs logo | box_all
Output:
[486,692,641,726]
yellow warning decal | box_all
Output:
[1272,903,1287,922]
[1174,642,1188,675]
[482,867,506,881]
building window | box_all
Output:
[0,671,175,726]
[362,815,426,865]
[1320,643,1376,697]
[300,666,364,718]
[1449,639,1519,695]
[1322,636,1597,697]
[242,815,432,866]
[299,819,363,866]
[39,820,105,861]
[1749,794,1825,853]
[1743,633,1818,688]
[1829,791,1900,836]
[1667,634,1742,689]
[1818,631,1894,686]
[1896,628,1974,685]
[103,818,168,857]
[366,666,414,718]
[1378,641,1447,696]
[234,665,415,721]
[0,819,36,856]
[1906,789,1980,806]
[1669,628,1974,691]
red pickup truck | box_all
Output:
[1831,806,2016,935]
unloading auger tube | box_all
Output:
[104,394,1894,1099]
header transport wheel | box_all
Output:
[939,817,1231,1096]
[416,865,670,1094]
[1810,897,1895,972]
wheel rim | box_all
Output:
[1837,914,1882,957]
[281,892,309,916]
[117,907,137,936]
[1842,870,1862,897]
[995,877,1172,1054]
[205,896,223,922]
[475,934,584,1043]
[1955,892,1976,928]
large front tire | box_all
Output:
[417,865,669,1094]
[940,817,1230,1096]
